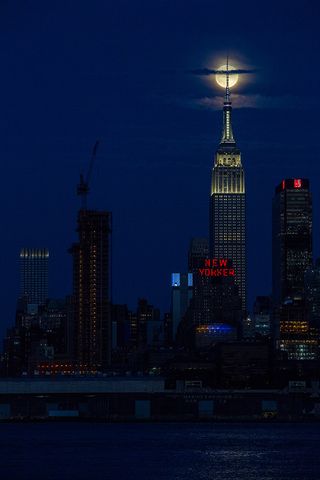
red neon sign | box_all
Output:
[198,258,235,278]
[294,179,302,188]
[282,180,285,190]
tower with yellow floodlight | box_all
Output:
[210,59,246,311]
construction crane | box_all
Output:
[77,140,100,210]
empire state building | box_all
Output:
[209,64,246,310]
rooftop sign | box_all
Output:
[198,259,235,277]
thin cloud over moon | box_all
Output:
[176,94,314,110]
[187,68,257,76]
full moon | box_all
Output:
[215,64,239,88]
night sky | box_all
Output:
[1,0,320,341]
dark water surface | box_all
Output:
[1,422,319,479]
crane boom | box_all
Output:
[86,140,99,185]
[77,140,100,210]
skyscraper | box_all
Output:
[171,273,193,339]
[20,248,49,307]
[70,209,112,370]
[188,238,209,272]
[177,236,242,348]
[187,238,211,325]
[209,64,246,310]
[272,178,312,304]
[272,179,314,360]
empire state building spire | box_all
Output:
[220,57,235,145]
[210,57,246,310]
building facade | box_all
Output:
[272,178,312,305]
[70,209,112,370]
[278,298,318,361]
[305,258,320,328]
[171,273,193,339]
[187,238,211,326]
[20,248,49,307]
[209,70,246,310]
[253,296,272,338]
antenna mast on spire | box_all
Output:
[220,55,235,144]
[225,55,230,102]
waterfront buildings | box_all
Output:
[3,297,70,376]
[209,67,246,310]
[278,298,318,361]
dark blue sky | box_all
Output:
[1,0,320,341]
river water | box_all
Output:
[1,422,319,479]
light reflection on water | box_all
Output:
[0,423,319,480]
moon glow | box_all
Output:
[215,64,239,88]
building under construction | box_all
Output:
[70,210,112,370]
[69,141,112,371]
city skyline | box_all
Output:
[2,3,320,479]
[1,1,320,343]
